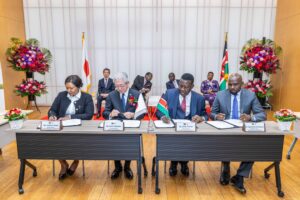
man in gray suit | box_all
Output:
[211,73,266,194]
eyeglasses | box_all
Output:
[115,84,127,88]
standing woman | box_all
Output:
[48,75,94,180]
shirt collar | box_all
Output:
[120,89,129,98]
[67,91,81,101]
[180,91,191,99]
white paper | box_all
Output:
[123,120,141,128]
[154,120,174,128]
[173,119,191,123]
[99,120,140,128]
[0,116,8,126]
[62,119,82,127]
[224,119,243,127]
[206,121,235,129]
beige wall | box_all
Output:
[0,0,26,109]
[272,0,300,111]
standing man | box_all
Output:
[131,72,153,96]
[103,72,145,180]
[201,71,219,107]
[210,73,266,194]
[156,73,207,176]
[166,72,180,90]
[97,68,115,118]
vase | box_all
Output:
[257,96,266,107]
[9,119,24,130]
[277,120,293,131]
[26,71,34,79]
[253,71,263,80]
[28,94,36,102]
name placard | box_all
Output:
[175,121,196,132]
[242,122,265,132]
[40,121,62,131]
[104,120,124,131]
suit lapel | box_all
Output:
[62,94,71,115]
[173,90,179,119]
[225,90,231,117]
[125,90,132,111]
[240,89,244,114]
[190,92,196,116]
[115,91,123,112]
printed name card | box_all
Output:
[243,122,265,132]
[40,121,62,131]
[104,120,124,131]
[175,121,196,132]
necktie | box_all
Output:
[122,93,126,111]
[232,95,239,119]
[181,97,186,113]
[105,79,108,88]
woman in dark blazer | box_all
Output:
[48,75,94,180]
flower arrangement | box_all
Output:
[240,38,282,74]
[274,109,296,122]
[244,79,272,98]
[4,108,26,121]
[6,38,52,74]
[15,80,47,97]
[128,95,138,107]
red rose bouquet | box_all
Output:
[244,79,272,98]
[6,38,52,74]
[4,108,26,121]
[240,38,282,74]
[15,80,47,97]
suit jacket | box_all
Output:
[103,88,144,120]
[156,88,207,120]
[48,91,94,120]
[210,88,266,121]
[166,79,180,90]
[98,78,115,95]
[131,75,152,92]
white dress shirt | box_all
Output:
[173,80,178,88]
[65,91,81,116]
[179,92,191,116]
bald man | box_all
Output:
[211,73,266,194]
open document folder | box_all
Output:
[154,120,175,128]
[62,119,82,127]
[98,120,141,128]
[206,121,236,129]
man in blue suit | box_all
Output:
[156,73,207,176]
[166,72,180,90]
[97,68,115,118]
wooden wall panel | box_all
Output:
[272,0,300,111]
[0,0,26,109]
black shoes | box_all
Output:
[230,175,246,194]
[220,170,230,185]
[180,164,189,176]
[111,168,122,179]
[58,172,67,180]
[124,168,134,179]
[169,166,178,176]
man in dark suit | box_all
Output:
[97,68,115,118]
[131,72,153,96]
[156,73,207,176]
[103,72,144,180]
[166,72,180,90]
[211,73,266,194]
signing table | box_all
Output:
[15,120,147,194]
[153,121,289,197]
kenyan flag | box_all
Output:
[220,32,229,91]
[157,97,170,118]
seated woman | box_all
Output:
[48,75,94,180]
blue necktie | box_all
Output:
[232,95,239,119]
[122,94,126,111]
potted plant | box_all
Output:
[274,109,296,131]
[4,108,26,129]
